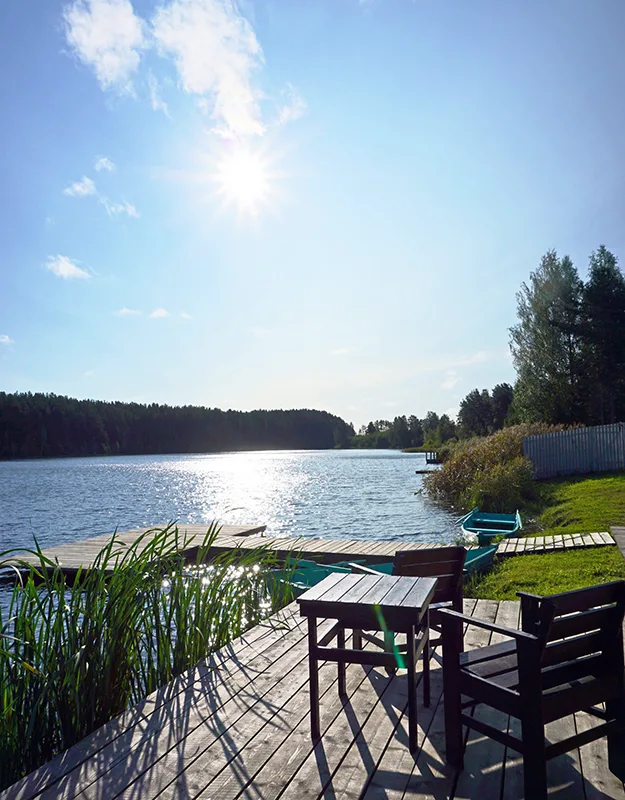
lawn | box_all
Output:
[527,471,625,537]
[465,545,625,600]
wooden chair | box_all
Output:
[440,581,625,800]
[351,546,466,703]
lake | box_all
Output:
[0,449,457,554]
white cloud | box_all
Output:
[180,311,192,319]
[45,255,90,280]
[63,176,97,197]
[84,370,95,376]
[0,334,14,345]
[278,84,307,125]
[441,370,460,390]
[150,308,170,318]
[114,307,141,316]
[330,347,351,357]
[152,0,265,137]
[94,155,115,171]
[101,198,139,217]
[148,71,170,115]
[63,0,146,92]
[451,350,488,367]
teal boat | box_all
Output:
[270,546,498,596]
[455,507,522,545]
[358,545,498,577]
[268,558,353,597]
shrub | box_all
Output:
[423,423,565,511]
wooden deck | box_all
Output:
[4,599,624,800]
[7,524,616,579]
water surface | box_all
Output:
[0,450,456,553]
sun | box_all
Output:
[215,147,272,214]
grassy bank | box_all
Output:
[532,472,625,536]
[466,546,625,600]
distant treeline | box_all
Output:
[0,393,355,460]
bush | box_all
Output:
[423,423,565,511]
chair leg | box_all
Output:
[607,697,625,781]
[442,616,463,769]
[422,628,431,708]
[521,716,547,800]
[353,629,362,650]
[406,625,418,752]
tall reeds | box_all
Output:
[0,524,292,791]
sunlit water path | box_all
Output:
[0,450,456,554]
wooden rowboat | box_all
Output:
[455,507,522,545]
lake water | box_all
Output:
[0,450,457,554]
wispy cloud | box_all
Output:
[63,0,146,92]
[180,311,192,319]
[150,308,170,318]
[45,255,90,280]
[0,334,14,345]
[94,155,115,172]
[330,347,351,357]
[84,370,95,376]
[148,71,170,116]
[152,0,265,138]
[114,307,141,316]
[451,351,488,368]
[100,198,139,217]
[278,84,307,125]
[64,176,97,197]
[441,370,460,390]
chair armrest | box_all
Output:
[437,608,538,642]
[516,591,543,601]
[347,563,386,575]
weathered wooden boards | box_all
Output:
[3,598,623,800]
[5,524,448,579]
[496,531,614,556]
[5,521,616,581]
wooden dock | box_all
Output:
[4,597,623,800]
[5,524,617,579]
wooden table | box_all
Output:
[297,572,437,752]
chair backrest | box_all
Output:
[393,546,466,610]
[519,581,625,671]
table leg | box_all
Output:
[337,624,346,697]
[406,624,417,752]
[308,616,320,740]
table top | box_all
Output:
[297,572,437,630]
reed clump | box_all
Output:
[423,423,566,511]
[0,523,292,791]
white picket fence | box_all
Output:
[523,423,625,479]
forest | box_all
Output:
[0,393,355,460]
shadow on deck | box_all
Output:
[3,600,624,800]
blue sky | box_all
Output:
[2,0,625,428]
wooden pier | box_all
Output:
[4,597,623,800]
[5,524,617,579]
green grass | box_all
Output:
[529,472,625,537]
[465,546,625,600]
[0,524,293,792]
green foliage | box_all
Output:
[0,392,355,459]
[535,472,625,536]
[465,547,625,600]
[353,412,453,450]
[510,250,585,424]
[0,525,291,791]
[423,423,563,511]
[583,246,625,424]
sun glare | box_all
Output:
[216,147,272,214]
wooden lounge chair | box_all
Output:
[440,581,625,800]
[351,546,466,701]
